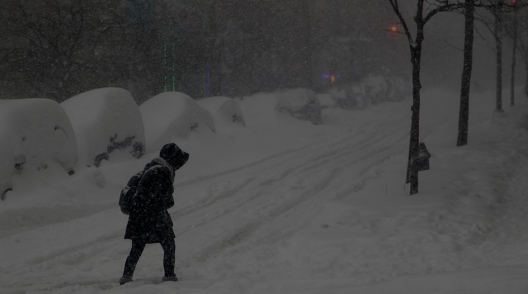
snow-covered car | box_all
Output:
[274,89,323,125]
[316,93,336,109]
[360,76,388,104]
[61,88,145,167]
[140,92,216,152]
[329,85,364,110]
[385,75,411,102]
[196,96,246,127]
[0,98,78,199]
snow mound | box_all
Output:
[330,85,362,110]
[0,99,77,199]
[316,93,336,108]
[236,92,282,127]
[360,76,388,104]
[385,76,411,101]
[327,76,410,110]
[347,83,368,109]
[197,96,246,127]
[61,88,145,167]
[275,89,323,125]
[140,92,216,152]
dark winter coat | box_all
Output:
[124,157,176,243]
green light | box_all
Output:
[163,42,176,92]
[172,43,175,91]
[164,43,167,92]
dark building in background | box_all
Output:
[0,0,405,102]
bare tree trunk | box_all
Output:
[457,0,475,147]
[495,12,503,112]
[389,0,463,194]
[404,3,426,196]
[407,46,422,195]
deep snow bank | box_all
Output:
[237,90,324,128]
[0,99,77,199]
[140,92,216,152]
[275,89,323,125]
[196,96,246,127]
[324,75,411,110]
[61,88,145,167]
[360,76,389,104]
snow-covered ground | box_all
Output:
[2,87,528,294]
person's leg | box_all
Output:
[160,237,176,278]
[123,237,148,278]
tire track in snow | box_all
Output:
[171,122,403,235]
[176,122,409,266]
[177,117,408,225]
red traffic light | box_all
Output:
[390,24,398,33]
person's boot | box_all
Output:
[119,275,133,285]
[162,275,178,282]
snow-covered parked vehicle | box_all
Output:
[316,93,336,109]
[274,89,323,125]
[196,96,246,127]
[61,88,145,167]
[385,75,411,102]
[360,76,388,104]
[140,92,216,152]
[347,83,371,109]
[330,84,369,110]
[0,98,78,200]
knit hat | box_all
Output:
[160,143,189,170]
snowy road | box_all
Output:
[2,89,528,293]
[0,98,411,293]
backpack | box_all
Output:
[119,170,145,215]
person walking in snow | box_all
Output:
[119,143,189,285]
